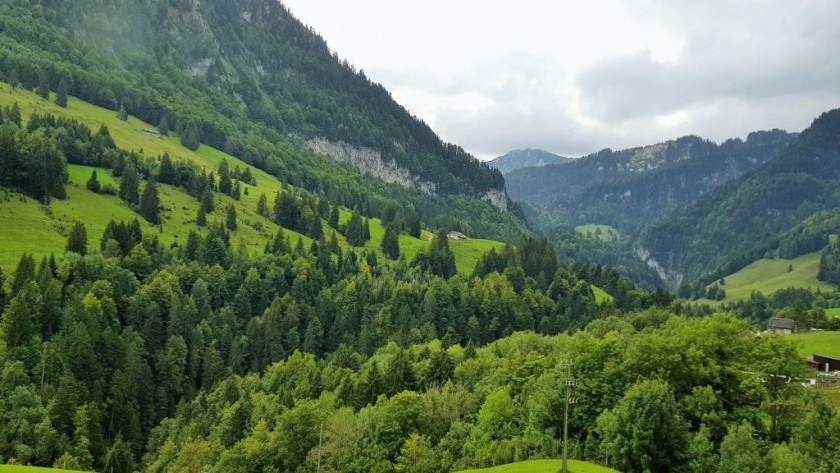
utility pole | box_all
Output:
[559,361,578,473]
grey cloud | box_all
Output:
[577,1,840,123]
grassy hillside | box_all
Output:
[575,224,620,242]
[0,466,89,473]
[788,331,840,359]
[457,459,618,473]
[0,84,505,273]
[699,251,834,303]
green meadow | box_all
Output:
[0,83,505,272]
[575,224,620,242]
[788,331,840,359]
[699,251,834,304]
[457,459,618,473]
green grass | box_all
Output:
[0,83,506,271]
[591,285,614,305]
[449,238,507,275]
[698,251,835,304]
[825,308,840,318]
[813,385,840,409]
[575,224,620,242]
[457,459,618,473]
[0,465,90,473]
[788,331,840,359]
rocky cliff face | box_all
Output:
[307,138,437,194]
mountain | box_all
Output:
[0,0,524,240]
[517,131,798,231]
[506,132,797,213]
[489,148,570,174]
[639,109,840,286]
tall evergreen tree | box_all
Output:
[65,222,88,255]
[158,153,176,185]
[139,179,161,224]
[382,224,400,260]
[36,68,50,99]
[256,193,268,216]
[200,188,214,213]
[86,170,101,193]
[117,101,128,121]
[158,115,170,136]
[226,204,238,230]
[7,68,20,89]
[181,123,200,151]
[218,159,232,195]
[119,163,140,205]
[55,78,69,107]
[196,206,207,227]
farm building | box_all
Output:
[806,355,840,373]
[448,231,469,240]
[767,318,795,335]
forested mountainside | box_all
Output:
[488,149,570,174]
[0,0,523,240]
[507,131,797,231]
[641,108,840,286]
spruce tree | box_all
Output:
[200,188,214,213]
[139,179,161,224]
[8,68,20,90]
[117,102,128,121]
[158,115,170,136]
[256,193,268,216]
[196,206,207,227]
[56,78,69,107]
[36,68,50,99]
[226,204,238,230]
[381,224,400,260]
[158,153,176,185]
[119,163,140,205]
[218,159,232,194]
[66,222,88,255]
[86,170,101,193]
[181,123,200,150]
[9,102,21,127]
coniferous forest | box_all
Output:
[1,1,840,473]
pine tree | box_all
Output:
[196,206,207,227]
[119,163,140,205]
[117,102,128,121]
[158,115,170,136]
[86,170,101,193]
[256,193,268,216]
[181,123,200,151]
[200,188,214,213]
[139,179,161,224]
[218,159,232,194]
[158,153,176,184]
[66,222,88,255]
[8,68,20,90]
[382,224,400,260]
[226,204,238,230]
[231,180,241,200]
[55,78,69,107]
[9,102,21,127]
[37,68,50,99]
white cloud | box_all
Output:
[282,0,840,159]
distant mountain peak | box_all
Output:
[489,149,570,174]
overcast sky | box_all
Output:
[282,0,840,160]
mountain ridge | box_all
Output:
[489,148,570,174]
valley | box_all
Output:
[0,1,839,473]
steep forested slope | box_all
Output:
[0,0,523,240]
[641,109,840,285]
[507,131,797,231]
